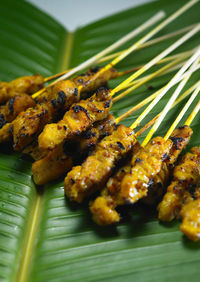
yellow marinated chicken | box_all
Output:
[0,94,35,123]
[180,187,200,241]
[38,87,112,150]
[0,123,13,143]
[31,115,116,185]
[158,147,200,222]
[0,74,44,104]
[120,137,172,204]
[12,67,117,151]
[64,124,136,203]
[90,126,193,225]
[90,142,140,225]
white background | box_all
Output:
[27,0,151,31]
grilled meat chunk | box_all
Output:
[0,74,44,104]
[158,147,200,221]
[64,124,136,203]
[32,115,116,185]
[0,123,13,143]
[12,67,117,151]
[38,87,112,150]
[120,137,172,204]
[180,187,200,241]
[0,94,35,123]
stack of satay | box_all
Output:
[1,0,200,242]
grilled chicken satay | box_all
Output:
[119,137,172,203]
[90,126,193,225]
[180,185,200,241]
[0,74,44,104]
[38,87,112,150]
[32,115,116,185]
[12,68,117,151]
[0,123,13,143]
[64,124,136,203]
[0,94,35,124]
[158,147,200,222]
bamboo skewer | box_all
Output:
[111,25,200,96]
[136,80,200,137]
[141,53,200,146]
[115,62,200,124]
[185,100,200,126]
[33,0,199,99]
[44,35,197,84]
[98,23,198,64]
[32,12,165,98]
[164,85,200,140]
[129,48,200,131]
[113,54,187,103]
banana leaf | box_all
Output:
[0,0,200,281]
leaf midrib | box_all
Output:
[15,31,75,282]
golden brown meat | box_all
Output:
[120,137,172,204]
[90,142,140,225]
[64,124,136,203]
[158,147,200,222]
[31,115,116,185]
[90,126,193,225]
[143,125,193,205]
[0,94,35,123]
[38,87,112,150]
[180,187,200,241]
[0,123,13,143]
[12,67,117,151]
[0,74,44,104]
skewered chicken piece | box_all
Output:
[0,94,35,123]
[38,87,112,150]
[90,126,193,225]
[32,115,116,185]
[64,124,136,203]
[158,147,200,222]
[0,74,44,104]
[12,68,117,151]
[0,123,13,143]
[180,185,200,242]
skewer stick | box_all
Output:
[110,25,200,96]
[130,47,200,132]
[141,55,200,146]
[136,80,200,137]
[33,0,198,98]
[115,62,200,123]
[113,55,187,103]
[185,100,200,126]
[164,84,200,140]
[33,12,165,98]
[45,45,196,84]
[99,24,198,64]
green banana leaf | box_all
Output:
[0,0,200,281]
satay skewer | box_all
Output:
[158,102,200,225]
[90,80,200,225]
[63,51,199,203]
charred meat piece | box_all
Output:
[90,126,192,225]
[90,142,140,225]
[0,74,44,104]
[12,67,117,151]
[180,186,200,241]
[38,87,112,150]
[120,137,172,204]
[158,147,200,222]
[0,94,35,123]
[31,115,116,185]
[0,123,13,143]
[64,124,136,203]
